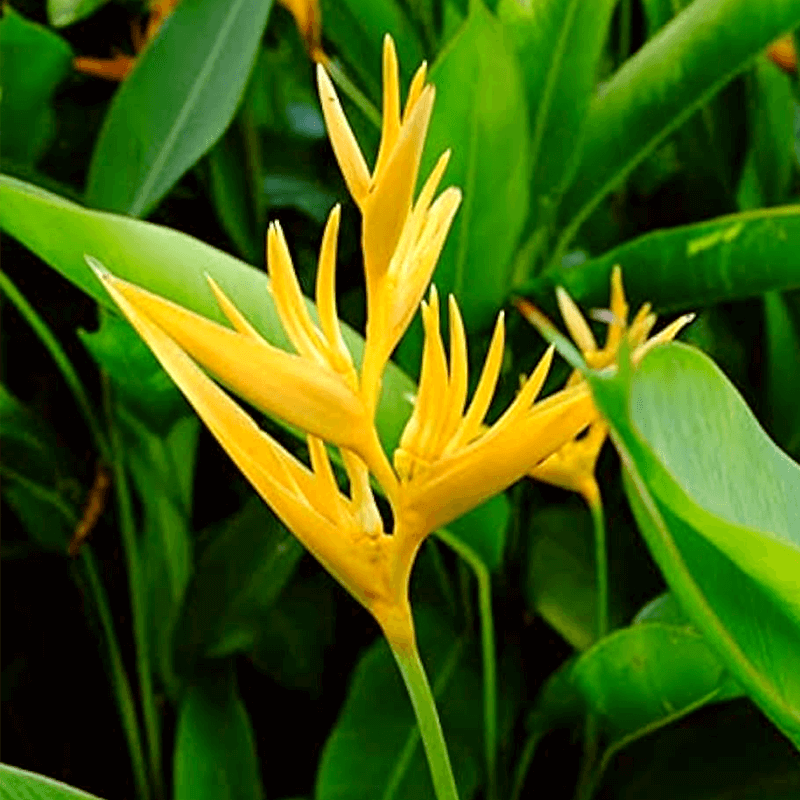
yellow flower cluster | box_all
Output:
[93,37,686,651]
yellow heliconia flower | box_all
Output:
[517,266,695,505]
[92,36,596,650]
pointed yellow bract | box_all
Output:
[93,38,597,648]
[518,266,694,505]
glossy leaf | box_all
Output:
[586,342,800,747]
[0,7,72,166]
[173,664,264,800]
[316,605,484,800]
[0,764,106,800]
[47,0,109,27]
[423,1,529,331]
[556,0,800,249]
[498,0,616,211]
[572,622,742,741]
[764,292,800,455]
[527,205,800,314]
[85,0,274,216]
[0,175,417,452]
[173,496,303,673]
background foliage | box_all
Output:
[2,1,800,799]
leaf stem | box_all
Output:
[103,377,164,800]
[388,633,461,800]
[0,269,111,463]
[588,493,609,641]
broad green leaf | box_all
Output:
[572,622,742,741]
[173,664,264,800]
[47,0,109,27]
[316,605,484,800]
[85,0,274,216]
[0,764,106,800]
[586,343,800,747]
[0,175,417,452]
[737,55,795,209]
[0,6,72,165]
[527,205,800,314]
[119,410,199,695]
[263,174,338,224]
[423,1,529,331]
[556,0,800,250]
[498,0,616,216]
[173,496,303,673]
[319,0,424,100]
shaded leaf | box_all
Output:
[173,663,264,800]
[0,6,72,165]
[0,764,106,800]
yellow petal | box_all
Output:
[95,268,373,456]
[362,85,435,280]
[556,286,597,354]
[316,64,371,204]
[405,385,598,535]
[373,35,402,182]
[91,260,386,607]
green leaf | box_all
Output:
[600,699,800,800]
[423,1,529,330]
[737,55,795,209]
[0,764,106,800]
[0,6,72,165]
[556,0,800,250]
[79,308,190,431]
[319,0,424,99]
[526,506,601,652]
[445,493,509,572]
[498,0,616,215]
[572,622,743,742]
[47,0,110,27]
[173,496,303,673]
[85,0,274,216]
[316,605,484,800]
[528,205,800,314]
[586,342,800,747]
[764,291,800,455]
[0,384,78,551]
[173,663,264,800]
[119,410,199,695]
[0,175,417,452]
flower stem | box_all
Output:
[388,635,461,800]
[588,493,609,641]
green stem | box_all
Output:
[0,270,111,463]
[388,636,461,800]
[103,378,164,800]
[81,550,152,800]
[589,494,609,641]
[436,530,498,800]
[509,731,543,800]
[325,58,382,130]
